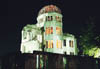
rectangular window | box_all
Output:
[48,40,51,48]
[69,40,74,47]
[56,40,62,48]
[64,52,67,55]
[56,40,58,48]
[69,40,71,47]
[59,40,62,48]
[45,40,53,48]
[48,16,51,21]
[45,27,50,35]
[51,16,53,21]
[51,40,53,48]
[56,27,61,35]
[48,27,50,34]
[64,40,66,46]
[45,27,53,35]
[46,41,48,48]
[51,27,53,34]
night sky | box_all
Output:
[0,0,100,56]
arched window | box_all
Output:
[46,16,53,21]
[55,16,62,22]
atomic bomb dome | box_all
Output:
[38,5,61,16]
[21,4,78,56]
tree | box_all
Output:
[79,16,96,56]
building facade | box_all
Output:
[20,5,78,55]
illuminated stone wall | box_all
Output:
[43,12,63,54]
[21,24,42,53]
[63,34,78,55]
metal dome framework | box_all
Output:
[38,5,61,16]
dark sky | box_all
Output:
[0,0,100,56]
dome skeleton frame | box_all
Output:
[38,5,61,16]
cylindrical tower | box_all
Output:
[37,5,63,54]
